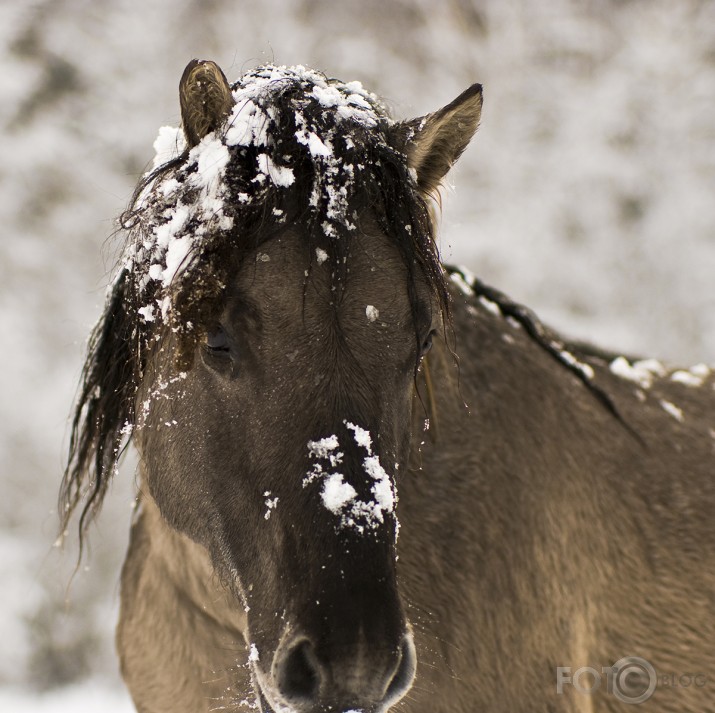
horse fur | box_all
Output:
[64,60,715,713]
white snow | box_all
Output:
[263,492,279,520]
[660,400,685,422]
[194,136,230,186]
[225,99,269,147]
[455,265,477,286]
[161,235,191,286]
[364,455,395,512]
[315,247,329,264]
[311,84,344,107]
[365,305,379,322]
[305,423,396,532]
[151,125,186,169]
[6,2,715,703]
[344,421,395,526]
[129,128,236,318]
[295,129,332,158]
[125,62,388,318]
[307,435,339,459]
[345,421,372,451]
[321,473,358,514]
[256,152,295,187]
[670,370,704,387]
[690,363,710,378]
[670,364,710,387]
[449,271,474,296]
[153,205,189,249]
[137,304,155,322]
[609,356,666,389]
[559,349,595,380]
[478,295,501,316]
[309,81,378,126]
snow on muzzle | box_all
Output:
[247,423,413,711]
[304,421,397,536]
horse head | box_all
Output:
[64,59,481,712]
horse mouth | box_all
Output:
[250,658,375,713]
[255,686,374,713]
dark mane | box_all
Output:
[447,266,641,440]
[60,61,715,713]
[61,65,450,542]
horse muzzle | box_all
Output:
[252,628,417,713]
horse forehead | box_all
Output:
[233,230,411,314]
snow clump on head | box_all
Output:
[87,62,447,465]
[119,64,399,344]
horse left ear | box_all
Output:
[179,59,235,148]
[398,84,483,196]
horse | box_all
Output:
[62,59,715,712]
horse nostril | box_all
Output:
[384,633,417,705]
[272,631,415,709]
[275,638,321,702]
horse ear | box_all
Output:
[179,59,235,148]
[399,84,483,196]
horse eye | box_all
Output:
[206,327,230,353]
[420,331,435,357]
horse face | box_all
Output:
[64,60,481,712]
[136,221,433,711]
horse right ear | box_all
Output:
[397,84,483,197]
[179,59,235,147]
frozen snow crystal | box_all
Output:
[366,305,379,322]
[305,422,396,533]
[609,356,665,389]
[321,474,358,514]
[660,400,684,422]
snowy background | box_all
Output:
[2,0,714,709]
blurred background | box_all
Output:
[1,0,714,709]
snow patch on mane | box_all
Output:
[120,64,394,329]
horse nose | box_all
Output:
[275,639,320,701]
[272,632,416,710]
[382,632,417,706]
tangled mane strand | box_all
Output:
[61,64,451,545]
[60,270,136,544]
[447,268,642,443]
